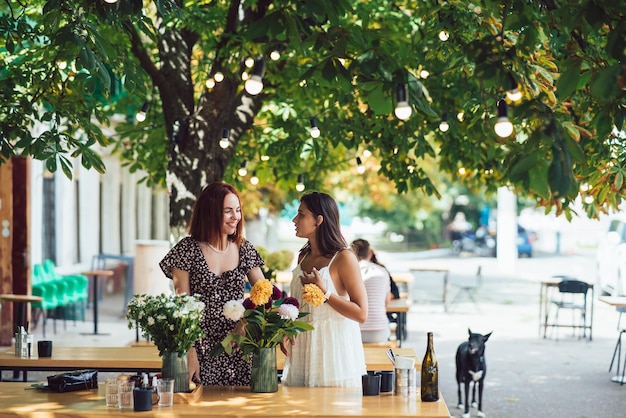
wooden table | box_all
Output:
[599,296,626,384]
[0,346,418,381]
[387,298,411,347]
[0,293,43,331]
[81,270,114,336]
[0,383,451,417]
[409,266,450,312]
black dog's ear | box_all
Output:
[483,332,493,342]
[468,328,472,336]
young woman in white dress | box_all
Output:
[281,191,368,387]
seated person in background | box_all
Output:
[351,239,391,343]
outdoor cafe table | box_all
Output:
[387,298,411,347]
[599,296,626,384]
[0,346,418,381]
[0,382,451,417]
[408,265,450,312]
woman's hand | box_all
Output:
[280,335,295,357]
[300,267,326,293]
[188,347,200,383]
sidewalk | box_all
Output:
[4,251,626,417]
[389,251,626,418]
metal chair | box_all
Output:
[448,266,482,312]
[547,278,593,341]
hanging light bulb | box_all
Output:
[296,174,305,192]
[356,157,366,174]
[103,0,118,3]
[238,161,248,176]
[494,99,514,138]
[135,102,150,122]
[260,154,270,161]
[270,49,281,61]
[439,113,449,132]
[394,84,412,120]
[438,30,449,41]
[219,128,230,149]
[250,171,259,185]
[506,74,522,102]
[457,111,465,122]
[205,78,216,89]
[244,57,265,95]
[309,117,320,138]
[214,72,224,82]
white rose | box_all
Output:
[223,300,245,321]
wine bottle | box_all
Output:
[420,331,439,402]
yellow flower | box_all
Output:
[302,283,326,307]
[249,278,273,306]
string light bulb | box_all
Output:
[238,161,248,177]
[219,128,230,149]
[214,72,224,82]
[394,84,412,120]
[296,174,305,192]
[135,102,150,122]
[309,117,320,138]
[244,57,265,95]
[494,99,514,138]
[438,30,449,41]
[356,157,366,174]
[250,171,259,185]
[103,0,118,3]
[506,74,522,102]
[439,113,449,132]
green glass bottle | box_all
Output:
[420,331,439,402]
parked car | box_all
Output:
[595,216,626,296]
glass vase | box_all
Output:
[250,347,278,393]
[161,351,190,393]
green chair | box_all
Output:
[42,259,87,322]
[31,279,60,338]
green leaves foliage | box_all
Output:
[1,0,625,224]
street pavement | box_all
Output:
[381,250,626,418]
[3,249,626,417]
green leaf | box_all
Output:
[590,64,621,101]
[556,60,581,99]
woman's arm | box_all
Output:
[247,266,265,286]
[328,249,368,323]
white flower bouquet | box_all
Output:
[126,293,205,356]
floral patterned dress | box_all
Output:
[159,236,263,386]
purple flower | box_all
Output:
[272,285,283,301]
[283,297,299,309]
[243,298,256,310]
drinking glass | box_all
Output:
[105,379,118,407]
[118,381,135,409]
[157,378,175,407]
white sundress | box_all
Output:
[282,255,366,387]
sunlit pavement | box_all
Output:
[381,250,626,418]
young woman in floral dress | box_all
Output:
[282,191,368,387]
[159,182,265,386]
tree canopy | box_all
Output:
[1,0,624,228]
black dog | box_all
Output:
[456,329,492,418]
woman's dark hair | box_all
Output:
[298,191,346,258]
[351,238,371,260]
[188,182,244,246]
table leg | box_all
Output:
[442,271,449,312]
[81,275,109,336]
[396,312,406,348]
